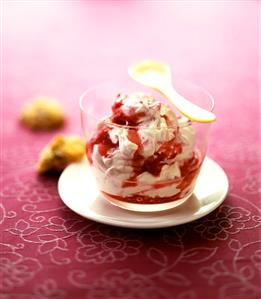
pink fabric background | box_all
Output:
[1,1,260,299]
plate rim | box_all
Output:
[58,157,229,229]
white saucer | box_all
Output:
[58,157,229,229]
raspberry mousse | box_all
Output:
[87,92,202,205]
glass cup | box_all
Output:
[79,78,214,212]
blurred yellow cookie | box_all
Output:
[20,96,65,130]
[37,135,85,174]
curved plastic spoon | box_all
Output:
[128,60,216,123]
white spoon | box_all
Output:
[128,60,216,123]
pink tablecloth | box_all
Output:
[1,1,260,299]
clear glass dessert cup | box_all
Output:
[79,78,214,212]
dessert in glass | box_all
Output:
[80,79,214,212]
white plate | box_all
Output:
[58,157,229,229]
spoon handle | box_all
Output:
[160,86,216,123]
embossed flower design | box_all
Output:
[34,279,66,299]
[0,243,41,291]
[199,243,261,299]
[2,143,40,172]
[87,269,168,299]
[19,176,57,203]
[0,203,16,225]
[1,174,57,203]
[242,165,261,194]
[76,229,142,264]
[193,205,251,240]
[251,249,261,267]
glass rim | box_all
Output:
[79,79,215,129]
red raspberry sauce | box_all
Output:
[87,96,201,204]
